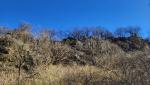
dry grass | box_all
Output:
[0,71,17,85]
[0,65,123,85]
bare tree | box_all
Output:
[92,27,104,39]
[115,27,128,37]
[7,23,33,43]
[70,28,85,41]
[92,27,113,39]
[127,27,141,37]
[39,29,55,41]
[0,26,10,35]
[103,29,113,39]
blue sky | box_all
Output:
[0,0,150,36]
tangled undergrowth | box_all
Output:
[0,24,150,85]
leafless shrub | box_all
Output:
[114,51,150,85]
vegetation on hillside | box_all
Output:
[0,23,150,85]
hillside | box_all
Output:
[0,24,150,85]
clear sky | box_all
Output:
[0,0,150,35]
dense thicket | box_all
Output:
[0,24,150,85]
